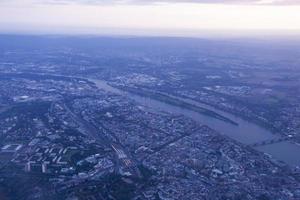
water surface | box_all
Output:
[91,79,300,167]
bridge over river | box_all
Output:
[249,137,293,147]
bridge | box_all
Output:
[249,137,293,147]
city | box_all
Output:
[0,35,300,199]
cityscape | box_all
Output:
[1,0,300,199]
[0,35,299,199]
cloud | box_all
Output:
[1,0,299,36]
[45,0,300,5]
[2,0,300,6]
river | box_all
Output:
[91,79,300,167]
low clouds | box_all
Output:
[1,0,299,35]
[1,0,300,5]
[45,0,300,5]
[11,0,299,5]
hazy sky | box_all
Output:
[0,0,300,37]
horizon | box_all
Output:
[1,0,300,37]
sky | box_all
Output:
[0,0,300,37]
